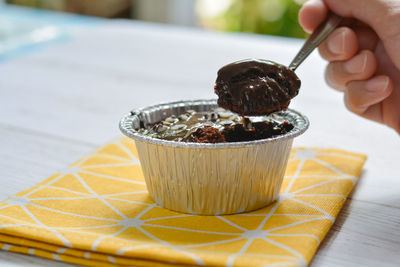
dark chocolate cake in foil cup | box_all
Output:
[120,99,309,215]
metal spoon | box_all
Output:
[289,13,343,71]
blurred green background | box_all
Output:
[5,0,307,38]
[196,0,307,38]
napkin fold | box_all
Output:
[0,138,366,267]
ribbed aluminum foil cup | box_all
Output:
[120,99,308,215]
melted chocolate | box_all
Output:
[214,59,300,115]
[138,108,294,143]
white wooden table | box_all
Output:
[0,14,399,267]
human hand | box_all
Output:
[299,0,400,133]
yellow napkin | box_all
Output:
[0,137,366,267]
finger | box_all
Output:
[298,0,328,33]
[380,83,400,134]
[362,104,400,134]
[318,27,358,61]
[325,50,377,91]
[324,0,400,71]
[344,75,393,117]
[338,19,379,51]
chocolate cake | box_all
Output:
[185,126,226,143]
[214,59,300,116]
[138,108,294,143]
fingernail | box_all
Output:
[344,53,368,74]
[328,30,345,55]
[365,76,389,93]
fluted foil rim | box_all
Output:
[119,99,309,148]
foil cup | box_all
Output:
[120,99,309,215]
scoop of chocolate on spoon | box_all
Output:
[215,13,342,116]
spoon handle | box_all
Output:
[289,13,343,71]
